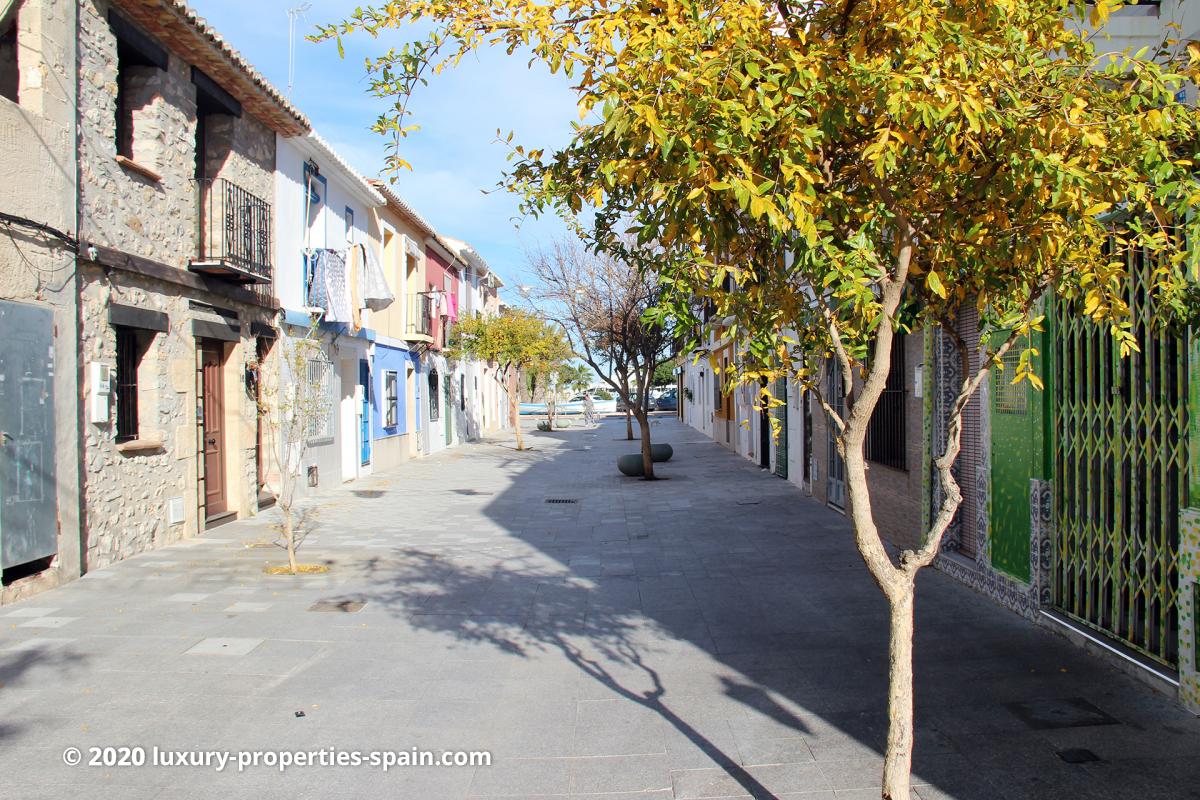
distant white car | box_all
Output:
[518,395,617,415]
[570,394,618,414]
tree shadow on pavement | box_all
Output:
[356,547,797,799]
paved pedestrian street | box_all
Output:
[1,415,1198,800]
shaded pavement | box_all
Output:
[1,415,1198,799]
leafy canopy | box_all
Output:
[450,307,572,378]
[320,0,1200,390]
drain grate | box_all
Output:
[308,598,366,613]
[545,498,579,504]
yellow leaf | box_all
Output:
[927,271,947,299]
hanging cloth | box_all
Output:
[306,249,329,312]
[322,249,352,323]
[348,245,363,334]
[446,290,459,322]
[361,243,396,312]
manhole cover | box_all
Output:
[352,490,384,499]
[1057,748,1101,764]
[308,598,366,613]
[1005,698,1119,730]
[545,498,578,504]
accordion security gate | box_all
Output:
[1051,247,1188,668]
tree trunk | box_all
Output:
[842,428,917,800]
[625,408,634,440]
[882,587,916,800]
[635,410,656,479]
[511,369,525,451]
[282,507,298,575]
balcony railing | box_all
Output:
[406,292,433,339]
[190,178,272,285]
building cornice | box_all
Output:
[110,0,310,136]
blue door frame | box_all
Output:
[359,360,371,466]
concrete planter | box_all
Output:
[617,454,645,477]
[650,443,673,463]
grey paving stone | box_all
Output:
[0,416,1193,799]
[568,753,671,794]
[183,637,264,656]
[466,757,572,796]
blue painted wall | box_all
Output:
[372,344,420,439]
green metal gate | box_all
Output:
[1051,247,1188,667]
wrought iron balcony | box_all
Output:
[406,292,433,339]
[190,178,272,285]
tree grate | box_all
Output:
[545,498,579,504]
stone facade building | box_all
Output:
[75,0,308,567]
[0,0,515,606]
[0,0,83,602]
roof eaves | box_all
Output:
[292,132,385,207]
[369,179,438,239]
[115,0,310,136]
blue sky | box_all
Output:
[190,0,579,294]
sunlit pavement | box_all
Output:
[1,414,1198,799]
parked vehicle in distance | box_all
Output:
[519,394,617,416]
[655,389,678,411]
[616,393,642,413]
[571,394,617,415]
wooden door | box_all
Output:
[201,340,227,517]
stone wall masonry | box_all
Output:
[78,0,276,273]
[79,262,272,570]
[0,0,80,604]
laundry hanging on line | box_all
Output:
[306,246,394,329]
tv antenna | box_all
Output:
[286,3,312,96]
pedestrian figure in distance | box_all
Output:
[583,391,596,427]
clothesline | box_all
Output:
[305,245,395,332]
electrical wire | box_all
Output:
[0,211,79,252]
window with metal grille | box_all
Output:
[384,371,398,428]
[114,326,140,442]
[866,334,906,470]
[305,355,334,441]
[460,374,466,411]
[428,370,440,422]
[993,348,1028,414]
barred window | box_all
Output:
[385,371,398,428]
[866,334,906,470]
[114,326,141,442]
[305,355,334,441]
[993,348,1027,414]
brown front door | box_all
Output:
[201,340,227,518]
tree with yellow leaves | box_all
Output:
[319,1,1200,796]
